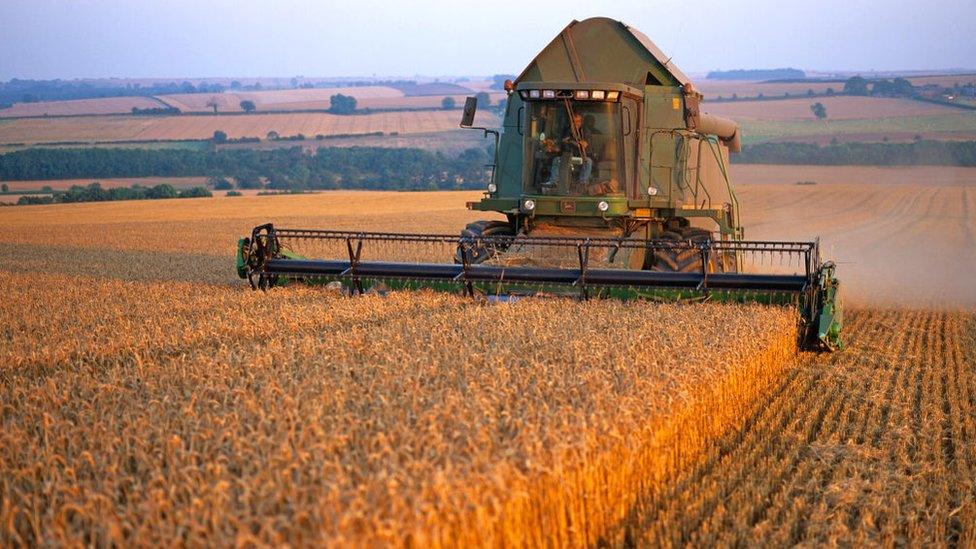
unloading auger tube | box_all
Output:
[237,224,842,351]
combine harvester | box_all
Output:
[237,17,842,351]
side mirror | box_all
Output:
[460,97,477,127]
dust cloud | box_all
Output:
[731,165,976,309]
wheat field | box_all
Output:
[0,271,796,546]
[1,180,974,546]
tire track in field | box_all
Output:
[632,309,976,546]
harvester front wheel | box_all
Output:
[650,227,736,273]
[454,220,515,264]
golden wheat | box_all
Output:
[0,271,797,546]
[3,187,973,546]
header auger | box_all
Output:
[236,17,843,351]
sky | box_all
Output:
[1,0,974,80]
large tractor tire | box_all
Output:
[454,220,515,264]
[650,227,737,273]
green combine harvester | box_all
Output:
[237,17,842,351]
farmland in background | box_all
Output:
[0,110,499,145]
[696,73,976,101]
[735,113,976,145]
[0,85,507,118]
[707,96,962,121]
[697,79,840,100]
[0,96,171,117]
[216,129,490,154]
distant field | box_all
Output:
[696,79,840,100]
[905,73,976,87]
[217,129,490,153]
[1,86,507,118]
[736,112,976,144]
[0,96,170,118]
[730,163,976,187]
[157,86,404,113]
[708,96,961,121]
[697,73,976,101]
[729,165,976,307]
[0,110,499,144]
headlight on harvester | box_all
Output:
[487,183,497,193]
[523,199,536,211]
[597,200,609,212]
[647,186,659,196]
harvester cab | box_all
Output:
[237,17,843,351]
[462,18,744,264]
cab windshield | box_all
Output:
[524,100,623,196]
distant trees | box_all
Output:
[843,76,869,96]
[212,130,228,144]
[0,79,226,107]
[735,140,976,167]
[871,77,916,97]
[0,146,495,190]
[240,100,256,113]
[205,96,220,113]
[441,96,456,109]
[131,106,181,116]
[16,181,211,205]
[266,130,280,141]
[329,93,357,114]
[810,102,827,120]
[475,91,491,107]
[207,175,233,189]
[1,183,7,192]
[235,172,263,189]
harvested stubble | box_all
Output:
[0,271,797,546]
[629,309,976,547]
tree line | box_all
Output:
[0,79,227,108]
[0,146,492,191]
[734,140,976,166]
[16,182,211,205]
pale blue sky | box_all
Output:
[1,0,973,80]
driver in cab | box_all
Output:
[542,113,593,188]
